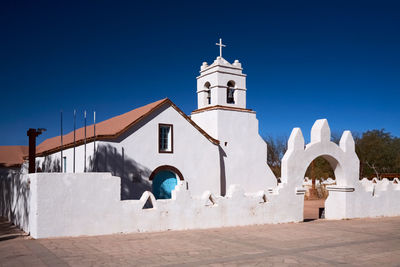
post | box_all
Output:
[60,110,63,172]
[73,109,76,173]
[84,110,87,172]
[93,111,96,172]
[27,128,45,173]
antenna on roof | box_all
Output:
[73,109,76,173]
[60,110,63,173]
[84,110,87,173]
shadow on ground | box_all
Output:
[0,217,26,241]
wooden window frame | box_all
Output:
[158,124,173,153]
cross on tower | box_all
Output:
[216,38,226,58]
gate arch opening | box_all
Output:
[149,165,184,199]
[303,156,337,221]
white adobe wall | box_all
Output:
[192,109,277,193]
[27,172,303,239]
[326,178,400,219]
[37,105,221,198]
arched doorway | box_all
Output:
[303,156,336,221]
[149,165,184,199]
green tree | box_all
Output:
[305,156,335,181]
[356,129,400,178]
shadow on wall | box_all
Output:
[0,168,29,232]
[89,144,152,200]
[37,157,61,173]
[219,146,227,197]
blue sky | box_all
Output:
[1,0,399,146]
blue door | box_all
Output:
[152,170,178,199]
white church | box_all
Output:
[35,39,276,200]
[1,40,399,239]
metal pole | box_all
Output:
[60,110,63,173]
[93,111,96,172]
[27,129,37,173]
[84,110,87,172]
[73,109,76,173]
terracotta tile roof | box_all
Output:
[0,146,28,167]
[36,98,219,157]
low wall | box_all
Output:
[325,178,400,219]
[28,173,303,239]
[0,168,30,233]
[3,172,400,239]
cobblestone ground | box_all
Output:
[1,205,400,266]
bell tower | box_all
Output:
[191,39,277,194]
[196,39,247,110]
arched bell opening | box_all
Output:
[226,80,235,104]
[204,82,211,105]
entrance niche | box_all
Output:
[149,165,184,199]
[303,156,336,221]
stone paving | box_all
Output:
[1,204,400,266]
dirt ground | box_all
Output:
[304,199,325,221]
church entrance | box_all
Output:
[149,165,184,199]
[152,171,177,199]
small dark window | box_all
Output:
[159,124,173,153]
[227,81,235,104]
[204,82,211,105]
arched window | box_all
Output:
[227,81,235,104]
[204,82,211,105]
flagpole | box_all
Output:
[73,109,76,173]
[60,110,63,173]
[84,110,87,173]
[93,111,96,172]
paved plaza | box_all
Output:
[0,202,399,266]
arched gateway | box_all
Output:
[281,119,360,219]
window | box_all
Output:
[159,124,173,153]
[204,82,211,105]
[227,81,235,104]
